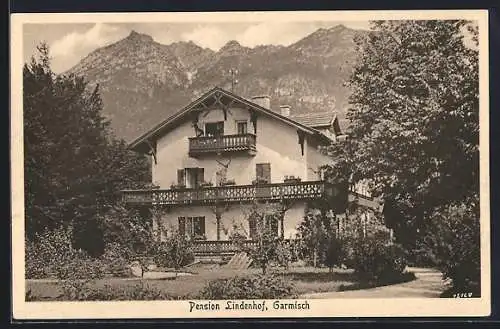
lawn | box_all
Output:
[26,266,357,301]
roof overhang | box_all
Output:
[128,86,328,154]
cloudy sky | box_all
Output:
[23,21,371,73]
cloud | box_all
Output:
[238,22,320,47]
[50,23,128,73]
[177,21,371,51]
[180,26,234,50]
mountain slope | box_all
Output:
[66,25,366,142]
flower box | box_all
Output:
[284,175,301,183]
[170,184,187,190]
[252,178,269,185]
[193,234,207,241]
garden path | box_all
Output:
[299,268,447,298]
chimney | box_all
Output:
[251,95,271,109]
[279,105,291,117]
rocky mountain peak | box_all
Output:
[63,26,366,141]
[125,30,154,43]
[219,40,246,53]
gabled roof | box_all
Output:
[129,86,332,153]
[289,111,337,128]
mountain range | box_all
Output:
[66,25,366,142]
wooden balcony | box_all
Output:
[190,239,292,256]
[188,133,256,157]
[121,181,343,206]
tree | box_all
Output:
[325,20,479,251]
[296,209,329,267]
[241,202,284,274]
[24,43,150,255]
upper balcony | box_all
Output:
[121,180,345,207]
[188,133,256,158]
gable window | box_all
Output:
[236,121,248,135]
[178,216,206,239]
[256,163,271,183]
[205,122,224,137]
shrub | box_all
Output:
[198,274,295,299]
[275,240,293,270]
[56,282,180,301]
[423,199,481,297]
[349,236,407,284]
[25,226,81,279]
[324,237,344,271]
[100,242,133,277]
[153,233,194,270]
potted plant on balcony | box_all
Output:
[284,175,302,183]
[193,234,207,241]
[221,179,236,186]
[199,181,214,188]
[252,176,268,185]
[170,183,187,190]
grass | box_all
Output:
[26,266,358,301]
[337,271,417,292]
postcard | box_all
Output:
[11,9,490,319]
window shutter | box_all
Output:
[199,217,205,235]
[262,163,271,183]
[256,164,263,179]
[217,122,224,136]
[177,169,185,185]
[196,168,204,186]
[186,217,193,237]
[178,217,186,236]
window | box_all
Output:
[236,121,248,135]
[178,216,205,239]
[205,121,224,137]
[256,163,271,183]
[177,168,204,188]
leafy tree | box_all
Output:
[296,209,329,267]
[155,230,194,277]
[240,202,285,274]
[23,43,150,256]
[325,20,479,252]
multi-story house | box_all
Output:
[122,86,380,260]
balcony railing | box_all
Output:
[190,239,292,255]
[122,181,343,206]
[188,133,256,157]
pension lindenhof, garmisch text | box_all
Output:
[188,300,311,312]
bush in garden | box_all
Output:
[296,210,329,268]
[423,199,481,297]
[198,274,295,299]
[152,231,195,271]
[55,282,181,301]
[100,242,134,277]
[324,236,345,271]
[25,226,75,279]
[349,235,407,283]
[25,240,50,279]
[274,240,293,270]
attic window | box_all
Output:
[236,121,248,135]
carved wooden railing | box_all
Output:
[190,239,292,255]
[122,181,339,206]
[188,133,256,157]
